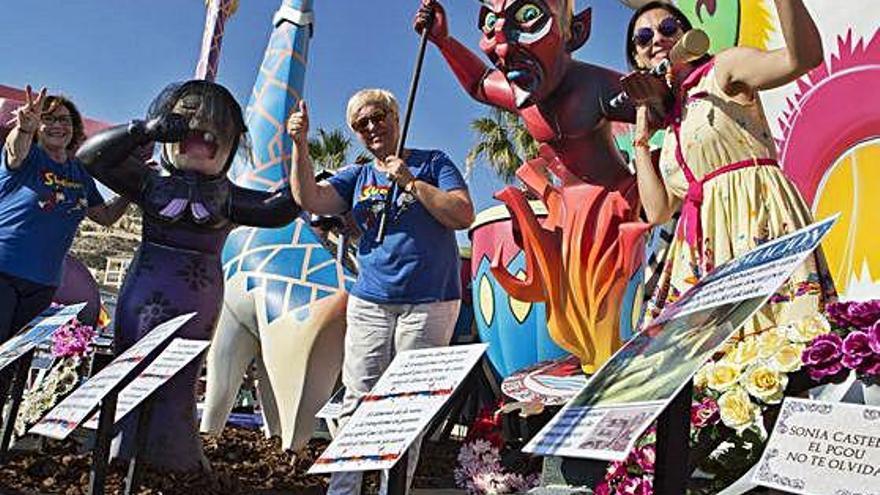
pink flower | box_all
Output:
[619,476,653,495]
[826,300,880,329]
[690,398,721,429]
[842,331,873,369]
[634,444,655,474]
[802,333,845,381]
[594,482,612,495]
[50,320,95,358]
[856,355,880,377]
[868,321,880,355]
[605,460,627,482]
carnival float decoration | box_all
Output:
[420,0,649,374]
[193,0,354,455]
[77,74,304,474]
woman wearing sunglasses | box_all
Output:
[288,88,474,495]
[621,1,836,332]
[0,86,128,344]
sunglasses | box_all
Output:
[352,111,388,133]
[633,17,681,48]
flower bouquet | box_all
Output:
[15,319,96,435]
[594,304,880,493]
[802,300,880,385]
[454,404,541,495]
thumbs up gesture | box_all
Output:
[286,99,309,147]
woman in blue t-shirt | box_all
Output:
[0,87,129,342]
[287,88,475,495]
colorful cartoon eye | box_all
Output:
[515,4,542,24]
[482,12,498,33]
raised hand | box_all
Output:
[143,113,189,143]
[14,85,47,134]
[286,100,309,147]
[413,0,448,43]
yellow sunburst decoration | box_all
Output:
[738,0,775,50]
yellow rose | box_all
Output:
[706,361,741,392]
[743,364,788,404]
[785,314,832,343]
[756,328,786,359]
[769,343,806,373]
[718,386,758,430]
[727,337,761,368]
[694,362,711,390]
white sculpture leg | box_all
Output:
[252,348,282,438]
[259,290,347,452]
[201,300,259,434]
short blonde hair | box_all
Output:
[346,89,399,131]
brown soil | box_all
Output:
[0,428,461,495]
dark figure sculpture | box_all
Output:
[78,80,299,470]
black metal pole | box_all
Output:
[124,398,154,495]
[654,380,693,495]
[386,452,409,495]
[89,392,119,495]
[0,349,36,457]
[375,12,434,243]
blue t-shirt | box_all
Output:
[328,149,466,304]
[0,146,103,286]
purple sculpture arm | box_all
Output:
[229,185,301,228]
[76,123,152,200]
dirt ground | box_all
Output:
[0,427,461,495]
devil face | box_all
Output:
[478,0,571,107]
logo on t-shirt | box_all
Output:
[38,170,88,213]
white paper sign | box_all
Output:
[753,397,880,495]
[83,338,209,429]
[309,343,488,474]
[653,216,837,325]
[29,313,194,440]
[0,303,85,372]
[525,218,836,462]
[316,387,346,420]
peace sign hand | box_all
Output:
[14,85,47,134]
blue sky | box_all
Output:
[0,1,633,213]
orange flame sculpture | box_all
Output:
[490,145,650,373]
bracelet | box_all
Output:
[632,136,651,149]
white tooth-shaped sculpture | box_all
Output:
[204,131,215,143]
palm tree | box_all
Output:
[307,128,370,171]
[465,108,537,183]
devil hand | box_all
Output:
[414,0,448,43]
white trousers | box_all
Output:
[327,295,461,495]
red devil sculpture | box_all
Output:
[416,0,650,372]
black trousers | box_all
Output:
[0,272,56,344]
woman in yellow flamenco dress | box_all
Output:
[622,0,837,335]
